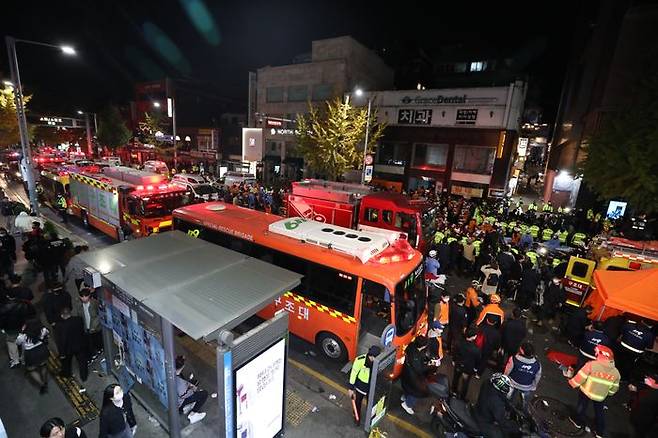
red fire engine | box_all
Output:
[68,166,189,240]
[286,179,435,251]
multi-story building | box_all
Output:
[357,81,526,197]
[546,1,658,207]
[254,36,394,180]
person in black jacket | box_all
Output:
[452,327,481,401]
[0,227,16,278]
[564,305,592,347]
[42,284,72,327]
[630,374,658,438]
[517,262,540,310]
[536,277,565,327]
[474,373,521,438]
[99,384,137,438]
[501,307,527,364]
[54,307,88,382]
[447,293,468,354]
[7,274,32,301]
[0,288,36,367]
[478,316,502,375]
[39,417,87,438]
[400,336,432,415]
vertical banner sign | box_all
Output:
[242,128,264,162]
[248,72,257,128]
[224,350,234,437]
[363,348,397,432]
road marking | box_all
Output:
[180,324,431,436]
[288,358,432,438]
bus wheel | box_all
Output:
[81,211,90,228]
[317,332,347,362]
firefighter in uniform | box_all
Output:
[348,346,381,426]
[56,193,68,224]
[569,345,620,437]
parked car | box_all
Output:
[143,160,169,175]
[223,171,256,186]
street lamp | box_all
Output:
[354,87,373,185]
[77,110,97,157]
[5,36,77,214]
[153,101,161,108]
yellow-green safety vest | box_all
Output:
[56,195,67,209]
[473,240,482,256]
[529,225,540,238]
[446,237,457,244]
[434,231,445,244]
[526,251,538,266]
[552,258,563,268]
[558,230,568,244]
[572,232,586,246]
[542,228,554,241]
[349,354,371,391]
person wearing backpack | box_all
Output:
[477,316,502,376]
[480,262,502,296]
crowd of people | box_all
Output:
[389,193,658,438]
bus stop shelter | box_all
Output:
[66,231,302,437]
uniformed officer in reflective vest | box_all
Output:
[541,227,554,241]
[571,232,586,247]
[348,345,382,425]
[56,193,68,223]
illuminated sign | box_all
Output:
[266,119,283,127]
[400,95,467,105]
[397,109,432,125]
[456,109,478,125]
[235,339,286,438]
[269,128,298,136]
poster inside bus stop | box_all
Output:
[234,338,286,438]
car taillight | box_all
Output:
[629,261,641,270]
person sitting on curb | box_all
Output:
[175,355,208,424]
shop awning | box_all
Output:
[73,231,301,340]
[592,268,658,321]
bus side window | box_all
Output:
[307,264,357,316]
[382,210,393,225]
[273,251,310,295]
[394,214,402,228]
[365,207,380,223]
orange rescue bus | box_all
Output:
[173,202,428,375]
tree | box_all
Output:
[0,87,32,147]
[295,97,386,180]
[96,105,132,150]
[33,126,85,147]
[580,69,658,214]
[138,111,171,154]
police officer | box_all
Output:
[529,224,540,239]
[348,345,381,426]
[56,193,68,223]
[577,321,611,370]
[571,231,587,248]
[618,318,655,381]
[504,342,542,409]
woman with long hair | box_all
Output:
[16,318,50,394]
[99,384,137,438]
[39,417,87,438]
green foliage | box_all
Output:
[0,87,32,147]
[97,105,132,150]
[138,111,172,154]
[581,70,658,214]
[295,97,386,180]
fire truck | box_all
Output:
[38,162,101,209]
[286,179,435,251]
[68,166,189,240]
[562,237,658,306]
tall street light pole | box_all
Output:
[5,36,76,214]
[78,110,94,157]
[355,88,373,185]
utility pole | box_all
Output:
[6,36,39,214]
[168,97,177,171]
[361,98,372,185]
[85,113,93,157]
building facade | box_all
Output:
[360,81,526,197]
[254,36,394,180]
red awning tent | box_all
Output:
[588,268,658,321]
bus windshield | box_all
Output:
[395,262,426,335]
[397,212,418,247]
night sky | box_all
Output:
[3,0,584,121]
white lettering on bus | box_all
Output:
[201,221,254,241]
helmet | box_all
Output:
[431,321,445,331]
[428,250,437,258]
[490,373,513,396]
[595,345,614,360]
[489,294,501,304]
[471,280,480,287]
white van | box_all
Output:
[143,160,169,175]
[100,156,121,167]
[223,171,256,186]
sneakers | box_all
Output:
[400,395,406,402]
[401,401,415,415]
[568,417,582,429]
[188,412,206,424]
[9,361,20,369]
[182,404,194,415]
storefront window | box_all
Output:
[376,142,408,166]
[453,145,495,175]
[412,143,448,168]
